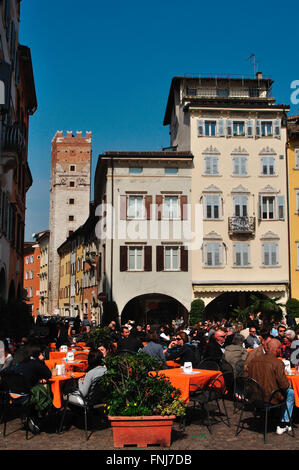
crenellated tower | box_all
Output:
[48,130,91,315]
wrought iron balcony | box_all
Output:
[228,216,255,235]
[0,122,26,173]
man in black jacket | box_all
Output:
[203,330,227,364]
[117,326,143,353]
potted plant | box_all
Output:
[101,352,186,448]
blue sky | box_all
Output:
[20,0,299,240]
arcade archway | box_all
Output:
[121,293,188,327]
[204,291,269,321]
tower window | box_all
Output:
[69,215,74,221]
[70,165,76,171]
[69,198,74,205]
[70,181,75,187]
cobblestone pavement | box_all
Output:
[1,400,299,451]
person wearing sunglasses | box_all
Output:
[164,331,195,366]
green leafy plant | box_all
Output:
[77,326,114,349]
[101,352,186,417]
[189,299,205,325]
[247,294,284,326]
[286,298,299,319]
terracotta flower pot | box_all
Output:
[108,415,176,448]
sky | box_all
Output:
[19,0,299,240]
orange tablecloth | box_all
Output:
[287,370,299,407]
[153,368,220,403]
[49,372,85,408]
[49,350,90,360]
[166,360,181,368]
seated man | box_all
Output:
[244,338,295,435]
[203,329,227,364]
[244,326,261,349]
[117,326,142,353]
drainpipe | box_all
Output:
[110,156,114,302]
[285,124,292,300]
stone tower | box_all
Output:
[48,130,91,315]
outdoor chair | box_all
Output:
[0,372,32,439]
[73,353,89,361]
[181,372,232,433]
[197,359,220,371]
[234,376,295,443]
[59,376,105,440]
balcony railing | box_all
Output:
[228,216,255,235]
[0,122,26,173]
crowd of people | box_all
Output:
[0,311,298,437]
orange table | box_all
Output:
[152,368,220,403]
[166,360,181,368]
[49,349,90,361]
[49,372,85,409]
[287,369,299,407]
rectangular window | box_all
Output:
[205,242,222,266]
[233,195,248,217]
[261,121,273,136]
[69,198,74,205]
[204,156,219,175]
[69,215,74,221]
[127,196,144,219]
[205,195,220,219]
[164,246,179,270]
[164,196,179,219]
[70,165,75,171]
[128,247,143,270]
[262,196,275,219]
[234,243,250,267]
[261,157,275,175]
[296,191,299,213]
[205,121,216,136]
[70,181,75,187]
[233,121,245,136]
[262,241,278,266]
[233,157,247,176]
[297,242,299,269]
[129,167,143,174]
[165,168,178,175]
[30,255,34,263]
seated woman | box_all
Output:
[67,349,107,405]
[164,331,195,366]
[223,333,248,376]
[13,343,52,388]
[142,332,167,368]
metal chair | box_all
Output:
[234,376,295,443]
[0,373,32,439]
[187,372,232,433]
[59,376,105,440]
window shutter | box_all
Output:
[180,246,188,271]
[273,119,281,138]
[233,157,239,175]
[241,158,247,176]
[197,119,204,137]
[156,246,164,271]
[205,157,211,174]
[255,120,261,138]
[277,195,285,220]
[295,149,299,169]
[145,195,152,220]
[144,246,152,271]
[258,195,262,219]
[226,120,232,137]
[246,120,253,137]
[119,195,127,220]
[217,119,225,137]
[120,246,128,271]
[156,195,163,220]
[180,195,188,220]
